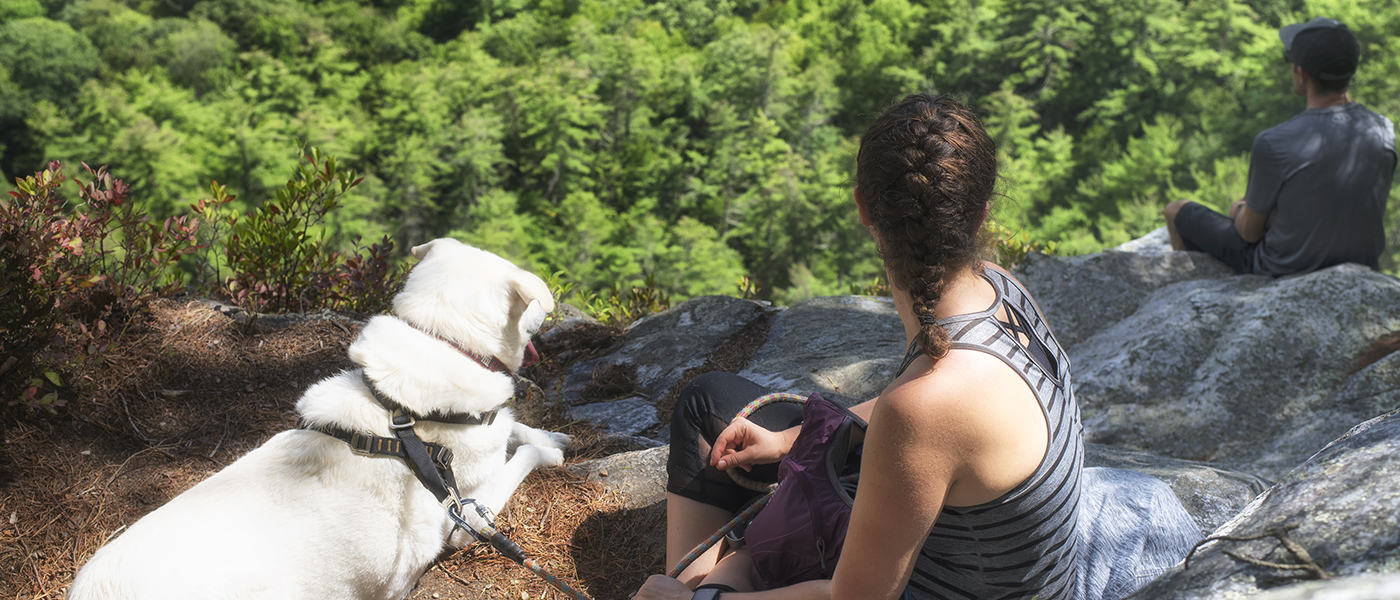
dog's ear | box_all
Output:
[510,271,555,314]
[410,240,441,260]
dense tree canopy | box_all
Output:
[2,0,1398,303]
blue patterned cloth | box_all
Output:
[1074,467,1204,600]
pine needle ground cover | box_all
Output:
[0,300,658,600]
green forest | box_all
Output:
[2,0,1399,304]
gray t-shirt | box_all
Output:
[1244,102,1397,275]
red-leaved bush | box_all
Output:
[3,148,408,413]
[1,161,201,411]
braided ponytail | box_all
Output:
[857,95,998,359]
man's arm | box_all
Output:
[1230,198,1268,243]
[1237,131,1283,244]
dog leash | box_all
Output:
[354,371,596,600]
[444,494,593,600]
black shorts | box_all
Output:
[1175,202,1258,274]
[666,372,804,513]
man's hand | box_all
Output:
[710,417,796,472]
[1228,198,1247,220]
[1231,197,1268,243]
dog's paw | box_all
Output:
[541,430,573,450]
[512,422,572,451]
[531,444,566,468]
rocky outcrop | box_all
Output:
[568,398,663,440]
[547,237,1400,589]
[538,303,598,341]
[1125,409,1400,600]
[561,296,770,405]
[1109,226,1173,253]
[1012,250,1234,348]
[558,295,771,441]
[194,298,367,330]
[1028,261,1400,480]
[566,446,669,510]
[738,295,906,406]
[1247,574,1400,600]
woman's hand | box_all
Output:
[634,575,694,600]
[710,417,796,472]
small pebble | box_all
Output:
[433,594,440,598]
[80,450,91,455]
[521,592,529,600]
[9,512,16,524]
[599,469,608,477]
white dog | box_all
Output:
[69,239,571,600]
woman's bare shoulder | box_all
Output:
[879,350,1025,432]
[879,348,1048,505]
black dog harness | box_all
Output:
[299,323,518,501]
[295,334,594,599]
[298,371,503,503]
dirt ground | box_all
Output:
[0,299,661,600]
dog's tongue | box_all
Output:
[520,341,540,369]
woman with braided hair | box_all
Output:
[637,93,1086,600]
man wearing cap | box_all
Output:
[1164,17,1396,276]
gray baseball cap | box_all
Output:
[1279,17,1360,81]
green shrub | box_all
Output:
[986,221,1057,271]
[848,275,890,297]
[326,235,407,315]
[1,162,101,411]
[547,270,672,327]
[212,146,407,315]
[582,277,672,327]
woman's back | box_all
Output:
[904,268,1083,600]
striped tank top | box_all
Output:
[896,268,1083,600]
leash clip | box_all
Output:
[470,498,497,525]
[445,491,492,544]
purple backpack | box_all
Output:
[745,392,866,590]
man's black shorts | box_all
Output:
[1175,202,1258,274]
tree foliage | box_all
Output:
[3,0,1399,302]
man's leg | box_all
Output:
[1166,201,1258,274]
[1163,199,1193,251]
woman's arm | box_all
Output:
[648,358,993,600]
[826,362,972,599]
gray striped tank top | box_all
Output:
[896,268,1083,600]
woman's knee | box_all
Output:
[675,372,731,423]
[675,372,766,419]
[685,371,759,398]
